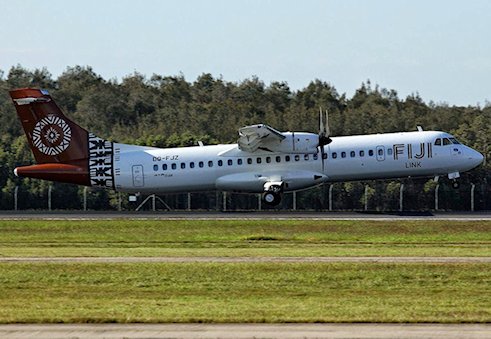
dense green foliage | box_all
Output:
[0,65,489,210]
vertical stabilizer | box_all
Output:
[9,88,114,188]
[10,88,89,165]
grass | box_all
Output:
[0,262,488,323]
[0,220,489,257]
[0,220,489,323]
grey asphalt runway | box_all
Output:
[0,323,490,339]
[1,256,490,263]
[0,211,490,220]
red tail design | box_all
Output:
[10,88,114,188]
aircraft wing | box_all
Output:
[238,124,286,152]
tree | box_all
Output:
[0,65,488,210]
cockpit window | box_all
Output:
[449,137,460,145]
[434,138,442,146]
[443,138,452,146]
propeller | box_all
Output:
[318,108,332,171]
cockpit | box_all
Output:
[434,136,461,146]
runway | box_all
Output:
[0,323,489,339]
[0,211,490,220]
[1,256,490,263]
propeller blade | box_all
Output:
[325,109,330,138]
[319,107,325,136]
[320,144,325,171]
[318,109,332,172]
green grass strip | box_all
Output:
[0,220,489,257]
[0,262,489,323]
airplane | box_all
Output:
[9,88,484,206]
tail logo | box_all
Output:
[32,116,72,155]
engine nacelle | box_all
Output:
[238,125,320,154]
[267,132,319,154]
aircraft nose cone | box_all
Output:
[476,151,484,165]
[469,149,484,167]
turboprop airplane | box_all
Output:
[9,88,484,206]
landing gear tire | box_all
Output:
[452,180,460,189]
[263,192,281,206]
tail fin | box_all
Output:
[9,88,115,188]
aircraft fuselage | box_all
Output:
[113,130,483,194]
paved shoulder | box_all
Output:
[0,211,490,220]
[0,323,489,339]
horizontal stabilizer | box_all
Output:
[14,164,89,186]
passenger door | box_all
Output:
[132,165,145,187]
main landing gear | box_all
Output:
[262,182,283,206]
[262,191,282,206]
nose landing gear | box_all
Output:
[452,180,460,189]
[448,172,461,189]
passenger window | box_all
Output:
[237,159,243,165]
[228,159,233,166]
[378,149,383,156]
[313,154,318,160]
[387,148,393,156]
[181,163,186,169]
[434,138,442,146]
[332,152,337,159]
[208,161,213,167]
[341,152,346,158]
[368,150,374,156]
[162,164,168,170]
[257,157,262,164]
[199,161,204,168]
[350,151,355,158]
[266,157,271,163]
[322,153,328,159]
[304,154,309,161]
[359,150,364,157]
[153,164,158,171]
[218,160,223,167]
[171,163,177,170]
[190,162,195,168]
[295,155,300,161]
[285,155,291,162]
[276,156,281,163]
[443,138,452,145]
[247,158,252,164]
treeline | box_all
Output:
[0,65,489,210]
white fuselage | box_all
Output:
[113,130,483,194]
